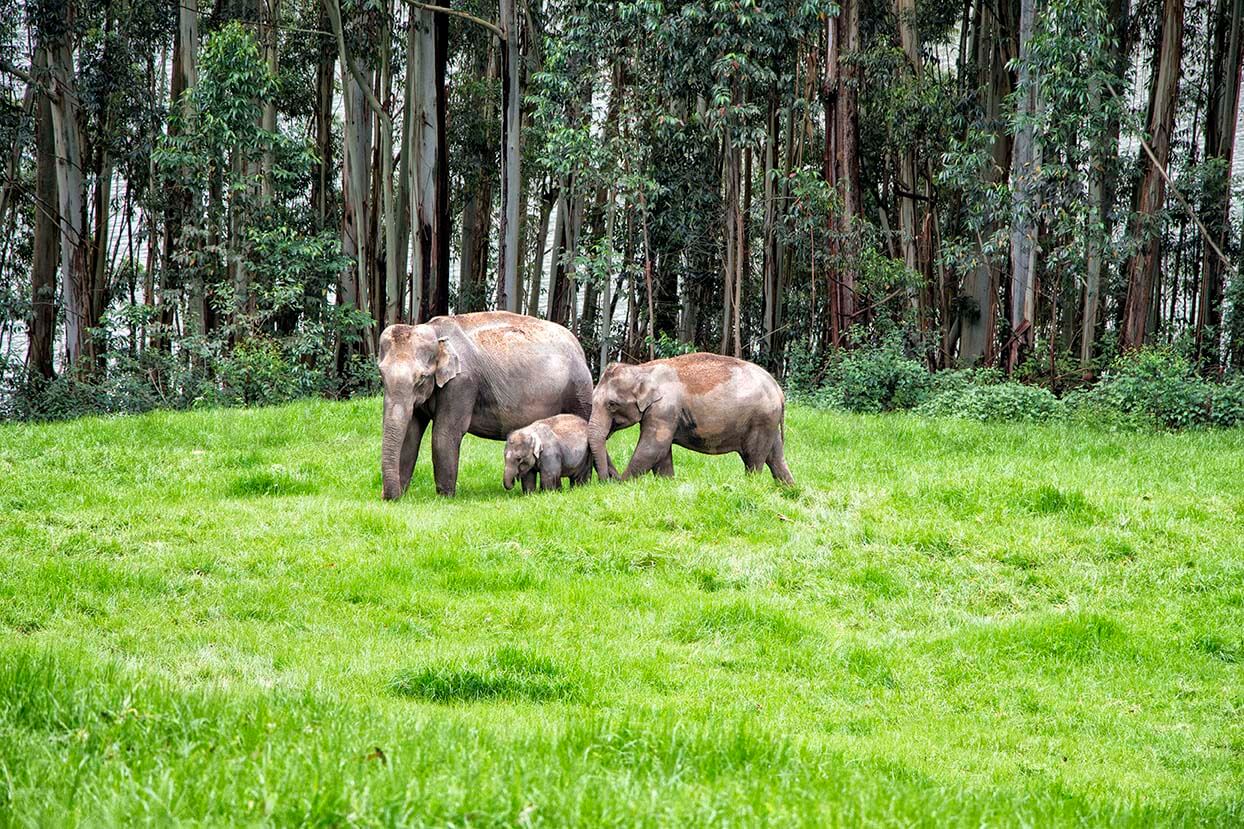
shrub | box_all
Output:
[1209,381,1244,429]
[213,337,301,407]
[816,339,931,413]
[1082,349,1212,429]
[917,381,1064,422]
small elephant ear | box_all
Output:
[529,431,543,459]
[435,337,460,387]
[635,374,661,413]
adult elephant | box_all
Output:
[378,311,592,499]
[588,353,794,484]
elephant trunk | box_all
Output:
[381,400,408,500]
[587,405,614,482]
[503,461,516,491]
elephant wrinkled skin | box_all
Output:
[378,312,592,499]
[588,352,793,484]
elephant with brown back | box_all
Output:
[378,312,592,499]
[588,353,794,484]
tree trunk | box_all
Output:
[761,98,782,365]
[1197,0,1244,367]
[433,3,451,317]
[721,128,740,356]
[958,0,1015,366]
[1082,75,1106,370]
[260,0,279,202]
[1007,0,1038,373]
[28,50,58,380]
[497,0,522,311]
[408,2,447,321]
[459,45,496,313]
[1121,0,1183,352]
[894,0,921,296]
[312,10,335,231]
[527,186,555,316]
[46,36,90,370]
[823,0,862,348]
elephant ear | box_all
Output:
[435,338,460,387]
[635,374,661,414]
[529,431,543,460]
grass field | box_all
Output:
[1,398,1242,826]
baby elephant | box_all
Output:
[588,352,794,484]
[503,414,596,493]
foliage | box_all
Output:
[810,337,931,413]
[1078,349,1214,430]
[918,379,1064,423]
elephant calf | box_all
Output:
[588,353,794,484]
[503,414,600,493]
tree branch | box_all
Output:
[403,0,502,40]
[322,0,391,129]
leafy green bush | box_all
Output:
[213,338,301,407]
[815,339,931,413]
[1080,349,1211,429]
[917,381,1064,422]
[1208,381,1244,428]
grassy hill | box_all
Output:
[1,399,1241,826]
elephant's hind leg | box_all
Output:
[654,449,674,477]
[765,430,794,484]
[741,429,772,474]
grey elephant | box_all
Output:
[503,414,597,493]
[378,311,592,499]
[588,352,794,484]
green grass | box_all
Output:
[1,398,1242,826]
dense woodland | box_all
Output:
[0,0,1242,416]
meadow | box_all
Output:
[0,398,1241,826]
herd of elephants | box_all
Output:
[377,311,794,499]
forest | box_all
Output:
[0,0,1241,418]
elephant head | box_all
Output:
[502,429,542,490]
[588,363,659,481]
[378,324,460,500]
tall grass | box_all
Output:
[1,399,1241,825]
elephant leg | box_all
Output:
[654,449,674,477]
[399,414,428,494]
[431,414,470,497]
[539,458,563,491]
[521,470,538,494]
[766,430,795,484]
[624,424,675,479]
[570,464,592,487]
[741,429,771,474]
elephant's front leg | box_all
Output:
[521,470,538,494]
[400,414,429,494]
[430,411,471,497]
[624,422,675,479]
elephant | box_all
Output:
[502,414,595,493]
[588,352,794,484]
[378,311,593,499]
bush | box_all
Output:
[917,381,1064,423]
[815,339,931,413]
[1081,349,1212,429]
[213,338,301,407]
[1209,381,1244,428]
